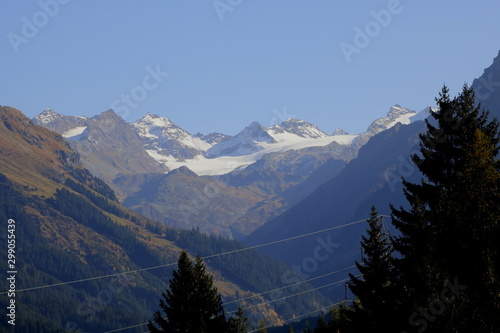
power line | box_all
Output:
[103,274,358,333]
[223,265,356,306]
[1,216,381,295]
[228,276,359,315]
[95,212,383,333]
[104,322,149,333]
[1,263,178,295]
[2,213,382,332]
[123,299,353,333]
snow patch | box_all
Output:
[62,126,87,141]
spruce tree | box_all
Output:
[348,206,398,332]
[228,307,248,333]
[329,306,353,333]
[148,251,228,333]
[392,85,500,332]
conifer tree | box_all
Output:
[228,307,248,333]
[329,306,353,333]
[392,85,500,331]
[148,251,228,333]
[348,206,398,332]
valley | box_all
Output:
[1,41,499,332]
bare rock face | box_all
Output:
[35,109,168,192]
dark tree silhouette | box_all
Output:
[392,85,500,332]
[148,251,228,333]
[348,206,398,332]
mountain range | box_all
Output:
[34,104,419,238]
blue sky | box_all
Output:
[1,1,500,135]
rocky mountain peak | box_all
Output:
[33,109,89,134]
[93,109,126,124]
[333,128,349,136]
[366,105,416,135]
[207,121,276,157]
[137,112,175,128]
[242,122,275,141]
[387,104,414,119]
[133,113,212,160]
[195,132,232,145]
[166,165,198,178]
[34,109,61,125]
[278,118,328,139]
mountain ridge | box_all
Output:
[34,105,416,177]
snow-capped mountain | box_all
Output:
[352,105,416,147]
[207,121,277,157]
[366,105,416,134]
[270,119,329,139]
[333,128,349,136]
[34,109,89,135]
[133,113,223,160]
[206,118,345,159]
